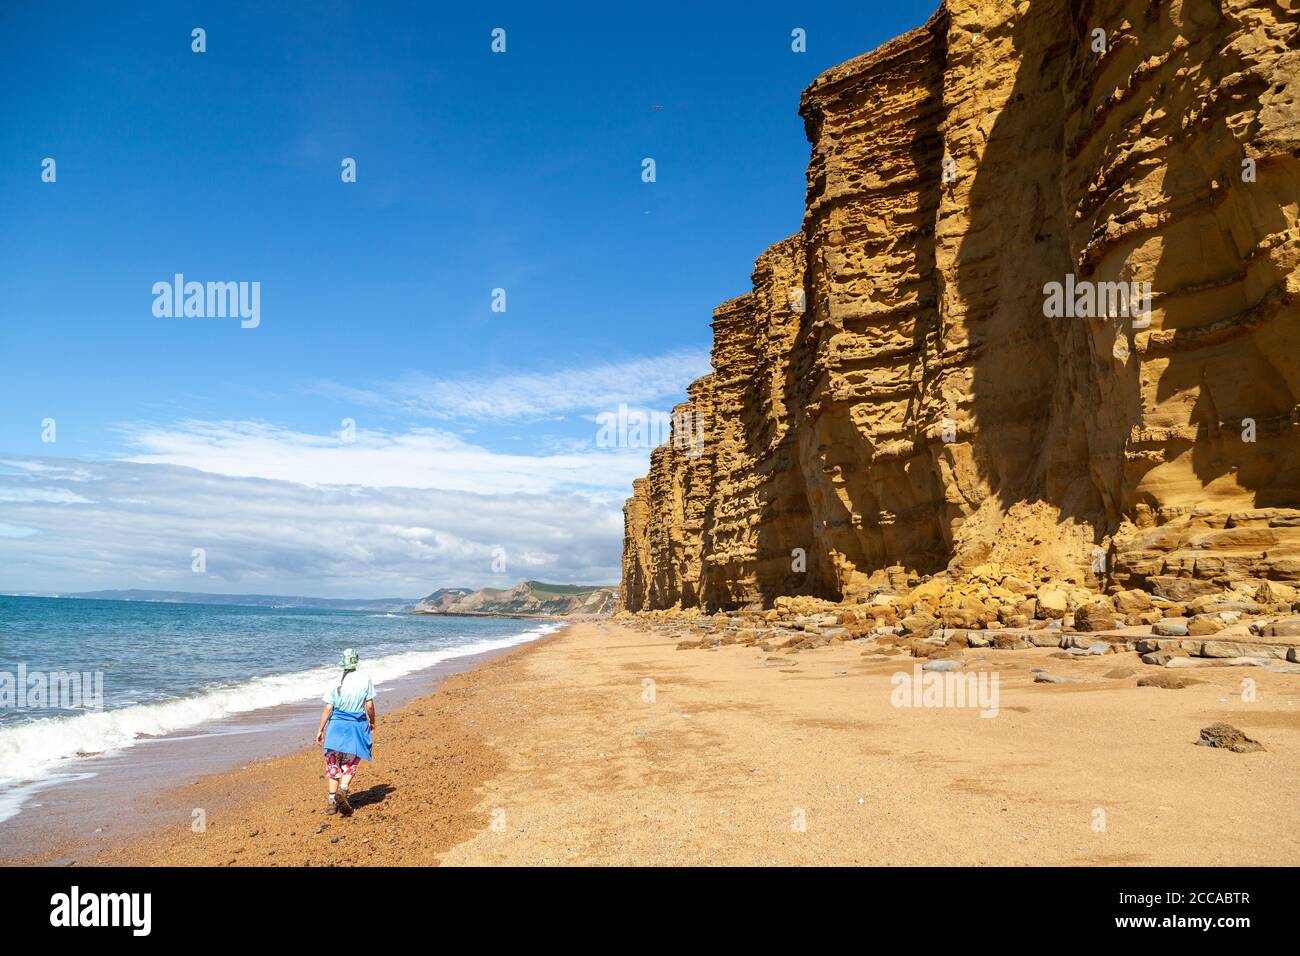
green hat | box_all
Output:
[338,648,360,670]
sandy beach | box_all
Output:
[7,619,1286,867]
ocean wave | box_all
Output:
[0,622,559,820]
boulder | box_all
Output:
[1199,641,1284,660]
[989,632,1031,649]
[1112,589,1154,614]
[899,615,937,638]
[1073,602,1117,632]
[1164,657,1213,669]
[1152,619,1190,637]
[1260,617,1300,637]
[1035,587,1068,620]
[1196,723,1265,754]
[1137,637,1201,654]
[1137,673,1195,689]
[1126,608,1164,626]
[1253,580,1298,606]
[1033,673,1081,685]
[1140,650,1188,665]
[1186,614,1226,636]
[1149,576,1223,602]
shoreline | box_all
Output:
[13,618,1297,867]
[0,629,563,866]
[410,611,594,622]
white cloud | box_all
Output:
[0,349,711,597]
[0,458,623,597]
[120,420,652,495]
[306,348,711,421]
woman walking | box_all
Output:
[315,648,375,815]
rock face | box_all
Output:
[621,0,1300,613]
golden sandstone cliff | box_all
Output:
[621,0,1300,615]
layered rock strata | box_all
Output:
[621,0,1300,612]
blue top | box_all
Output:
[323,669,374,712]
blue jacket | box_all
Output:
[323,708,373,761]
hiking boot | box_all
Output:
[337,789,352,815]
[326,799,337,815]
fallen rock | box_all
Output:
[1137,673,1196,689]
[1035,587,1068,620]
[1135,637,1200,654]
[1127,608,1165,626]
[1152,619,1190,637]
[1103,667,1136,679]
[899,615,937,637]
[1140,650,1188,666]
[1150,576,1222,602]
[1186,614,1226,636]
[1254,581,1298,606]
[922,658,964,672]
[1073,603,1117,632]
[1196,723,1265,754]
[1199,641,1283,660]
[1112,589,1154,614]
[1033,673,1081,685]
[989,632,1031,649]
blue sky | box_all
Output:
[0,1,934,596]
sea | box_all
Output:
[0,595,557,849]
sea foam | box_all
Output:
[0,622,558,821]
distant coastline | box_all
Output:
[1,580,618,617]
[2,590,418,613]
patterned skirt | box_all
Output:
[324,749,360,779]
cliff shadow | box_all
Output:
[1145,2,1300,512]
[956,0,1129,575]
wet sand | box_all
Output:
[18,620,1300,866]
